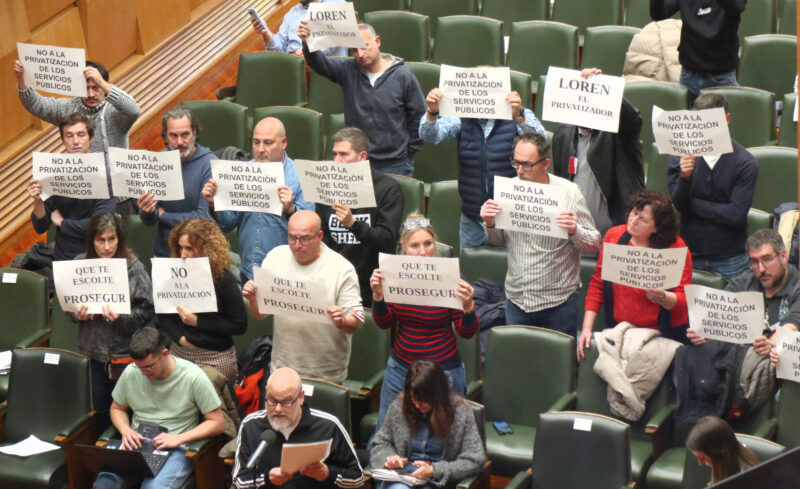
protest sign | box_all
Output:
[438,65,512,120]
[652,106,733,156]
[53,258,130,314]
[685,285,764,344]
[33,152,109,200]
[109,148,184,200]
[601,243,687,289]
[253,267,330,321]
[379,253,462,309]
[17,43,86,97]
[306,2,365,52]
[211,160,284,214]
[492,176,567,239]
[295,159,376,208]
[541,66,625,133]
[151,257,217,314]
[776,327,800,382]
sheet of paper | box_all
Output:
[109,148,184,201]
[53,258,131,315]
[0,434,60,457]
[295,159,376,208]
[600,243,687,290]
[280,439,332,474]
[685,285,764,344]
[775,327,800,382]
[306,2,365,52]
[151,257,218,314]
[0,350,11,374]
[210,160,284,214]
[438,65,512,120]
[379,253,462,310]
[33,152,109,200]
[652,106,733,156]
[253,266,330,321]
[492,176,568,239]
[541,66,625,133]
[17,43,87,97]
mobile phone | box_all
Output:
[247,8,266,29]
[493,421,514,435]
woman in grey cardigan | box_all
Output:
[370,360,487,488]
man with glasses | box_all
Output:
[688,229,800,355]
[480,132,600,337]
[232,367,363,489]
[243,210,363,383]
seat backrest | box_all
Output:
[301,377,352,435]
[481,0,548,26]
[551,0,623,32]
[389,174,425,222]
[456,330,482,396]
[507,21,579,89]
[534,75,560,132]
[308,62,346,117]
[778,0,796,34]
[406,61,441,94]
[749,146,799,213]
[234,307,273,364]
[426,180,462,250]
[581,26,641,76]
[5,348,91,443]
[459,246,508,285]
[510,70,533,109]
[49,295,78,351]
[432,15,504,67]
[738,34,797,98]
[409,0,478,38]
[748,207,775,233]
[624,0,664,27]
[364,11,430,62]
[125,214,157,272]
[645,142,671,196]
[776,379,800,447]
[435,241,454,257]
[325,113,347,155]
[623,81,690,148]
[483,326,575,425]
[532,411,631,489]
[181,100,249,153]
[778,93,797,148]
[739,0,777,44]
[699,86,776,148]
[467,400,487,449]
[352,0,407,18]
[234,52,307,112]
[252,106,324,161]
[691,269,727,290]
[577,256,605,332]
[0,268,49,350]
[345,310,390,389]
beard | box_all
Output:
[268,410,300,432]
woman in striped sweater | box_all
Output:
[370,213,479,432]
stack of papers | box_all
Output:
[280,439,332,474]
[0,435,60,457]
[370,468,426,486]
[0,350,11,375]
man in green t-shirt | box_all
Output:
[93,327,224,489]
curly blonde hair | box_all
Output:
[168,219,231,281]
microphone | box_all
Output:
[246,429,277,470]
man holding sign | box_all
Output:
[480,133,600,336]
[203,117,314,282]
[243,211,363,383]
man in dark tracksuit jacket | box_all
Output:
[299,20,425,176]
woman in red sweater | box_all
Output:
[578,190,693,361]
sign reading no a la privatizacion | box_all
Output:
[438,65,512,120]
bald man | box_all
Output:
[203,117,314,282]
[243,211,363,383]
[232,367,363,489]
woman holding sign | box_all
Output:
[578,190,693,360]
[159,219,247,385]
[370,214,478,432]
[72,213,154,433]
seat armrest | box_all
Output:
[15,329,49,348]
[97,426,120,446]
[456,461,491,489]
[751,418,777,439]
[466,380,483,401]
[56,412,95,439]
[360,371,386,394]
[506,471,532,489]
[645,405,674,434]
[547,392,577,412]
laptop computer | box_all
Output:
[74,441,170,478]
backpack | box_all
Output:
[234,335,273,415]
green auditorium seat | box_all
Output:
[699,86,776,148]
[581,26,641,76]
[739,0,777,44]
[252,106,324,161]
[778,93,797,148]
[551,0,623,40]
[624,81,690,149]
[427,180,462,251]
[409,0,478,39]
[388,174,424,223]
[460,246,508,285]
[301,377,353,435]
[507,21,579,95]
[748,207,775,233]
[181,100,249,153]
[432,15,504,67]
[308,61,346,118]
[480,0,548,26]
[749,146,798,213]
[352,0,407,18]
[738,34,797,99]
[691,269,727,290]
[778,0,796,34]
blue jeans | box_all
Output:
[679,68,738,97]
[93,447,193,489]
[459,213,492,251]
[381,481,437,489]
[693,254,750,282]
[504,292,580,339]
[375,158,413,177]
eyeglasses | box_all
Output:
[401,216,431,233]
[137,360,159,372]
[266,393,302,408]
[510,157,547,171]
[287,233,318,245]
[749,254,778,268]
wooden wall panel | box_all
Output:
[0,0,32,55]
[76,0,137,67]
[24,0,74,30]
[0,53,34,148]
[135,0,191,53]
[30,7,87,49]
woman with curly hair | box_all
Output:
[158,218,247,384]
[578,190,693,360]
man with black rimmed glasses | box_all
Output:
[242,210,363,383]
[480,132,600,337]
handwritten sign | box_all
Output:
[33,152,109,200]
[109,148,184,200]
[151,257,217,314]
[492,176,567,239]
[379,253,462,309]
[652,106,733,156]
[295,159,376,208]
[253,266,330,321]
[686,285,763,344]
[601,243,687,290]
[52,259,130,314]
[306,2,365,52]
[211,160,284,214]
[438,65,512,120]
[17,43,86,97]
[776,327,800,382]
[541,66,625,133]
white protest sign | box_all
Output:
[685,284,764,344]
[652,106,733,156]
[492,176,567,239]
[17,43,86,97]
[151,257,217,314]
[211,160,284,214]
[438,65,512,120]
[541,67,625,133]
[776,327,800,382]
[306,2,365,52]
[52,258,130,315]
[601,243,687,289]
[379,253,462,310]
[295,159,376,208]
[33,152,109,200]
[109,148,184,201]
[253,266,330,321]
